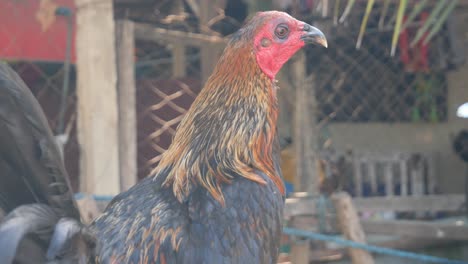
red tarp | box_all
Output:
[0,0,76,62]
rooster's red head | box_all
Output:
[228,11,327,79]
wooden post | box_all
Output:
[332,192,374,264]
[411,157,424,196]
[75,0,120,195]
[368,161,378,195]
[290,239,310,264]
[76,195,101,224]
[427,154,437,194]
[384,162,394,197]
[199,0,221,83]
[116,20,137,191]
[353,158,363,197]
[399,155,408,196]
[293,51,319,193]
[172,43,186,78]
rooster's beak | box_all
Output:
[301,24,328,48]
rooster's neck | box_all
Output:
[154,45,285,205]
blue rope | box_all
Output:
[283,227,468,264]
[74,193,114,201]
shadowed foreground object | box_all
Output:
[0,11,326,263]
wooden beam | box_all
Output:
[353,194,465,213]
[116,20,137,191]
[375,236,454,252]
[362,219,468,240]
[284,194,465,217]
[284,197,317,219]
[75,0,120,195]
[133,23,227,47]
[309,237,454,263]
[332,192,374,264]
[288,216,456,257]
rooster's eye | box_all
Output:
[275,24,289,39]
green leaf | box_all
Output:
[378,0,391,30]
[423,0,458,45]
[356,0,375,49]
[401,0,428,31]
[410,1,447,47]
[390,0,407,56]
[333,0,341,25]
[339,0,356,24]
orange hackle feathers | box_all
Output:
[153,15,286,205]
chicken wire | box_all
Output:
[305,28,449,124]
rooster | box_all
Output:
[0,11,326,263]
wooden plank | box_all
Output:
[116,20,137,191]
[375,236,453,252]
[410,158,424,196]
[332,192,374,264]
[399,158,408,196]
[284,194,465,216]
[284,197,317,219]
[134,23,227,47]
[75,0,120,195]
[353,159,363,197]
[290,240,310,264]
[354,194,465,213]
[427,154,437,194]
[172,43,186,78]
[368,162,377,195]
[289,216,454,254]
[361,219,468,240]
[384,162,393,196]
[309,248,344,262]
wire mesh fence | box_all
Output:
[135,77,202,179]
[294,3,464,200]
[306,21,450,124]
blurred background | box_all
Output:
[1,0,468,263]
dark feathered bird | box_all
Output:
[0,62,93,263]
[0,11,326,264]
